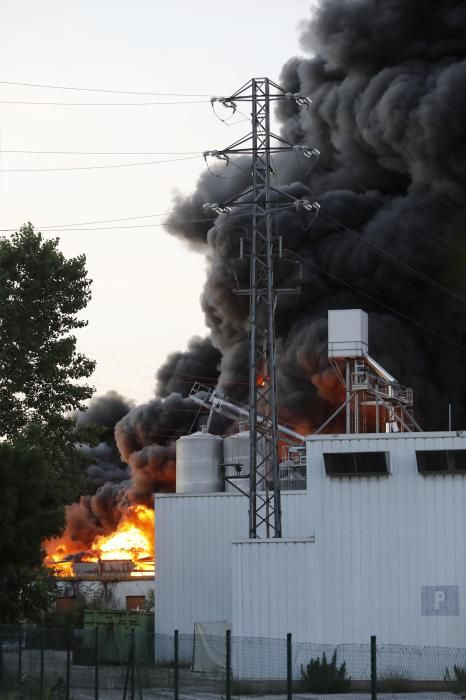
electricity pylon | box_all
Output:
[204,78,318,538]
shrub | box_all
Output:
[445,664,466,694]
[301,650,351,693]
[380,669,412,692]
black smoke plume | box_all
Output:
[60,392,133,547]
[163,0,466,433]
[54,1,466,550]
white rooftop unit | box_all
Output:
[328,308,368,358]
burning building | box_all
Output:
[43,394,157,609]
[45,0,466,660]
[45,504,154,612]
[154,0,466,680]
[155,310,466,681]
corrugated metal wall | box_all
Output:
[156,432,466,647]
[155,493,248,635]
[232,539,316,639]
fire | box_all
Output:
[256,374,269,387]
[44,504,154,578]
[84,505,153,563]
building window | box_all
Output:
[416,450,466,474]
[323,451,389,477]
[126,595,146,611]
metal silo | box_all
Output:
[176,427,224,493]
[223,428,250,494]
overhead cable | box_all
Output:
[291,248,466,355]
[0,154,201,173]
[0,99,209,106]
[0,79,211,97]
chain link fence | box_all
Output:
[0,623,464,698]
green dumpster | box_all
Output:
[82,609,154,664]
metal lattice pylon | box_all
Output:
[204,78,317,538]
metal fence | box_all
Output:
[0,624,464,698]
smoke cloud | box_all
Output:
[57,392,133,548]
[163,0,466,433]
[51,0,466,554]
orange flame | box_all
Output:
[44,504,154,578]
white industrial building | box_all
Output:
[154,311,466,676]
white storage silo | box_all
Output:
[176,427,224,493]
[223,429,250,493]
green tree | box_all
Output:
[0,223,95,438]
[0,444,63,622]
[0,224,96,500]
[0,224,97,621]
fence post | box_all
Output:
[39,628,44,700]
[130,628,136,700]
[174,629,179,700]
[0,629,3,691]
[94,626,99,700]
[287,633,292,700]
[65,627,71,700]
[225,629,231,700]
[17,624,22,683]
[370,635,377,700]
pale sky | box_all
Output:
[0,0,313,403]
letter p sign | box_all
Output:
[421,586,459,616]
[434,589,446,611]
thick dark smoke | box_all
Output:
[163,0,466,433]
[156,336,221,398]
[115,393,200,500]
[59,1,466,549]
[61,392,134,547]
[76,391,133,490]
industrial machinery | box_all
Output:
[325,309,421,434]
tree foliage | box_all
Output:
[0,225,97,621]
[0,444,63,622]
[0,223,95,444]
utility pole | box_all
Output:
[204,78,318,538]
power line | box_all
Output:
[0,220,197,232]
[0,154,201,173]
[0,211,185,233]
[0,149,201,156]
[32,211,174,230]
[0,205,295,233]
[87,352,161,370]
[319,209,466,309]
[0,79,211,97]
[91,381,215,416]
[0,99,209,106]
[0,216,208,233]
[291,248,466,355]
[93,362,247,387]
[0,215,209,233]
[316,155,465,256]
